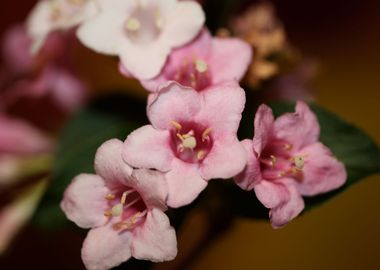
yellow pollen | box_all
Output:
[105,193,115,200]
[202,128,212,142]
[284,143,293,151]
[197,150,206,160]
[195,59,208,73]
[171,120,182,130]
[270,155,277,166]
[126,18,141,31]
[293,156,305,170]
[104,210,112,217]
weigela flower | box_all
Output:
[27,0,97,53]
[121,29,252,92]
[123,81,247,207]
[235,102,347,228]
[77,0,205,79]
[61,139,177,270]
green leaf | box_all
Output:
[272,102,380,210]
[32,93,147,229]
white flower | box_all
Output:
[77,0,205,79]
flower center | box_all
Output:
[103,189,147,231]
[171,57,212,91]
[260,141,306,181]
[170,120,213,163]
[124,1,163,46]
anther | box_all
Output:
[197,150,205,160]
[182,136,197,149]
[202,128,212,142]
[171,120,182,130]
[270,155,277,166]
[105,194,115,200]
[284,143,293,151]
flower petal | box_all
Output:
[209,38,252,84]
[200,135,247,180]
[255,178,305,229]
[252,104,275,155]
[274,101,320,151]
[234,139,261,191]
[147,82,201,130]
[61,174,109,229]
[0,115,52,155]
[81,225,132,270]
[197,81,245,133]
[131,208,177,262]
[160,0,205,48]
[123,125,174,172]
[296,142,347,196]
[129,169,168,211]
[95,139,133,186]
[77,1,128,55]
[166,159,207,208]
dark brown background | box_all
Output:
[1,0,380,269]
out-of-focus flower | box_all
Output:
[125,29,252,92]
[0,179,49,254]
[123,81,247,208]
[61,139,177,270]
[26,0,98,53]
[77,0,205,79]
[231,2,292,87]
[235,102,347,228]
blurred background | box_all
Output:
[1,0,380,269]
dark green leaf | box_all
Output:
[33,93,147,229]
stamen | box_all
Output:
[197,150,205,160]
[171,120,182,130]
[126,18,141,31]
[104,210,112,217]
[105,193,115,200]
[270,155,277,166]
[284,143,293,151]
[202,128,212,142]
[195,59,208,73]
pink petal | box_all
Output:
[0,114,52,155]
[123,125,174,172]
[147,82,201,130]
[296,142,347,196]
[131,208,177,262]
[252,104,275,155]
[140,29,212,92]
[165,159,207,208]
[95,139,133,186]
[81,225,132,270]
[160,0,205,48]
[129,169,168,211]
[234,139,261,191]
[209,38,252,84]
[255,179,305,229]
[274,101,320,151]
[196,81,245,133]
[61,174,109,229]
[200,135,247,180]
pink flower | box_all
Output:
[77,0,205,79]
[121,29,252,92]
[235,102,347,228]
[123,81,247,207]
[61,139,177,270]
[27,0,97,53]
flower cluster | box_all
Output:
[24,0,347,269]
